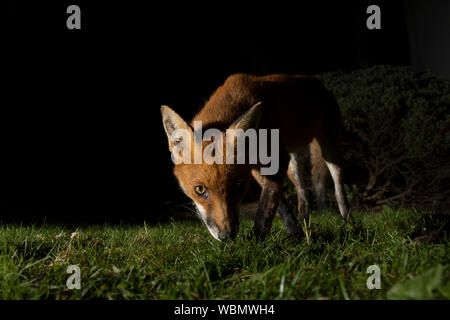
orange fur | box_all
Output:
[162,73,348,241]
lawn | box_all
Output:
[0,207,449,299]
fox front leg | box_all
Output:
[253,180,283,239]
[277,197,301,236]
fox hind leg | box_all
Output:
[324,160,349,220]
[315,92,350,221]
[287,152,310,224]
[310,139,328,210]
[316,137,349,220]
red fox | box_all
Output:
[161,74,349,241]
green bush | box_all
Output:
[310,65,450,211]
[318,65,450,159]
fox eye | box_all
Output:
[194,185,206,196]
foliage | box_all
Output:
[0,208,448,299]
[315,65,450,211]
[387,264,449,299]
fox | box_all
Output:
[161,73,349,241]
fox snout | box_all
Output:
[215,218,239,241]
[202,206,239,241]
[218,229,236,241]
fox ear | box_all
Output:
[231,101,262,131]
[161,105,193,151]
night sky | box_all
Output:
[2,1,426,223]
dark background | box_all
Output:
[2,1,449,223]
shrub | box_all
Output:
[314,65,450,212]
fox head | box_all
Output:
[161,103,262,241]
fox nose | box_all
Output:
[219,229,236,241]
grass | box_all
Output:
[0,207,449,299]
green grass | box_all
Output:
[0,207,449,299]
